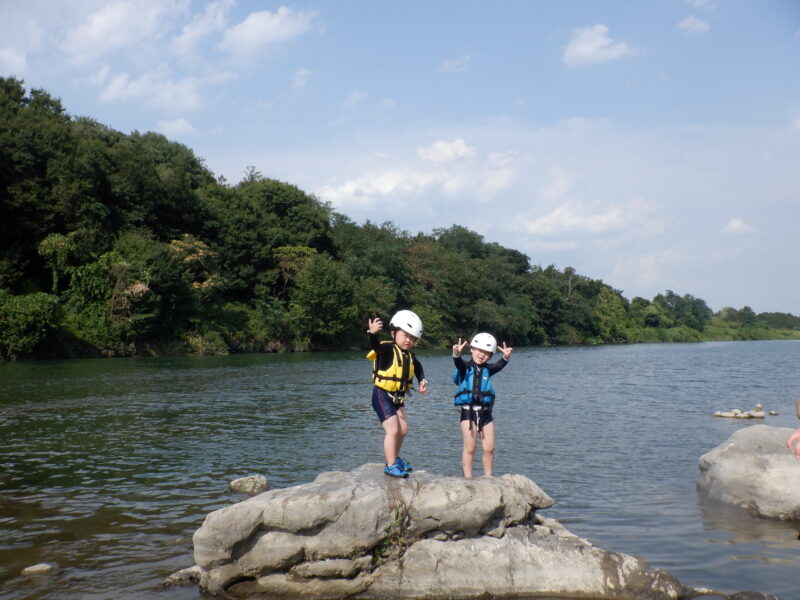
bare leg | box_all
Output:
[382,407,409,466]
[460,419,477,478]
[480,422,496,477]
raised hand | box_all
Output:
[499,341,513,360]
[452,337,468,355]
[368,317,383,334]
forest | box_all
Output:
[2,77,799,361]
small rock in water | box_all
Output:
[21,563,56,576]
[163,564,203,587]
[229,474,268,495]
[769,410,778,416]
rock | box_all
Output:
[229,474,268,495]
[21,563,56,575]
[163,564,203,587]
[193,464,687,599]
[698,424,800,520]
[769,410,778,416]
[746,411,765,419]
[714,409,747,418]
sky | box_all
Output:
[1,0,799,314]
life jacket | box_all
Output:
[453,364,495,406]
[367,342,415,395]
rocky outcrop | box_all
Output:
[192,464,688,599]
[698,424,800,520]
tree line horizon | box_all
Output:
[2,77,798,361]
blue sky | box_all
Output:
[2,0,799,313]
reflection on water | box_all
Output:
[1,341,800,599]
[698,493,800,552]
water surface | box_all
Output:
[1,341,799,599]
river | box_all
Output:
[1,340,799,599]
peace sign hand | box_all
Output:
[452,337,468,356]
[499,341,513,360]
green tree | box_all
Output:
[0,290,59,360]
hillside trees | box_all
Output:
[2,76,799,360]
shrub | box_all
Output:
[0,290,59,360]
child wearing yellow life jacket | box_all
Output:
[452,333,513,479]
[367,310,428,478]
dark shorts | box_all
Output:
[460,405,494,426]
[373,387,405,423]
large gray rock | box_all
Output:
[698,424,800,520]
[193,464,687,599]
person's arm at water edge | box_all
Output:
[785,398,800,459]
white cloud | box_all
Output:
[521,198,657,235]
[541,168,574,201]
[721,217,755,235]
[440,54,470,73]
[100,72,202,111]
[317,170,437,210]
[479,168,514,196]
[172,0,233,55]
[610,251,682,292]
[563,25,638,67]
[381,98,396,109]
[292,67,312,89]
[157,117,196,137]
[417,139,476,163]
[0,48,27,75]
[0,4,43,57]
[678,16,710,35]
[690,0,717,10]
[343,90,367,109]
[219,7,317,58]
[62,1,173,63]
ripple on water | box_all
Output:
[2,343,800,599]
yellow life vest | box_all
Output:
[366,342,415,394]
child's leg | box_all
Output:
[460,419,477,478]
[382,415,402,466]
[395,406,409,456]
[382,407,409,466]
[480,422,496,477]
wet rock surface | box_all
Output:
[698,424,800,520]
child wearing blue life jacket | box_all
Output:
[452,333,512,478]
[367,310,428,478]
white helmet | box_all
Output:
[470,332,497,354]
[389,310,423,339]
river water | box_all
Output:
[1,340,799,599]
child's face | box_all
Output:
[471,347,492,365]
[393,329,417,350]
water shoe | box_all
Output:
[384,462,408,478]
[396,456,413,473]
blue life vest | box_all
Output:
[453,365,495,406]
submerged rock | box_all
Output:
[193,464,687,599]
[698,424,800,520]
[20,563,57,576]
[229,474,269,495]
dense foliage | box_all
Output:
[2,78,798,360]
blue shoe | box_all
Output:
[384,461,408,478]
[396,456,413,473]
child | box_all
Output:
[452,333,512,478]
[367,310,428,478]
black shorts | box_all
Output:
[373,387,405,423]
[459,405,493,426]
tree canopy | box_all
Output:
[1,77,797,360]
